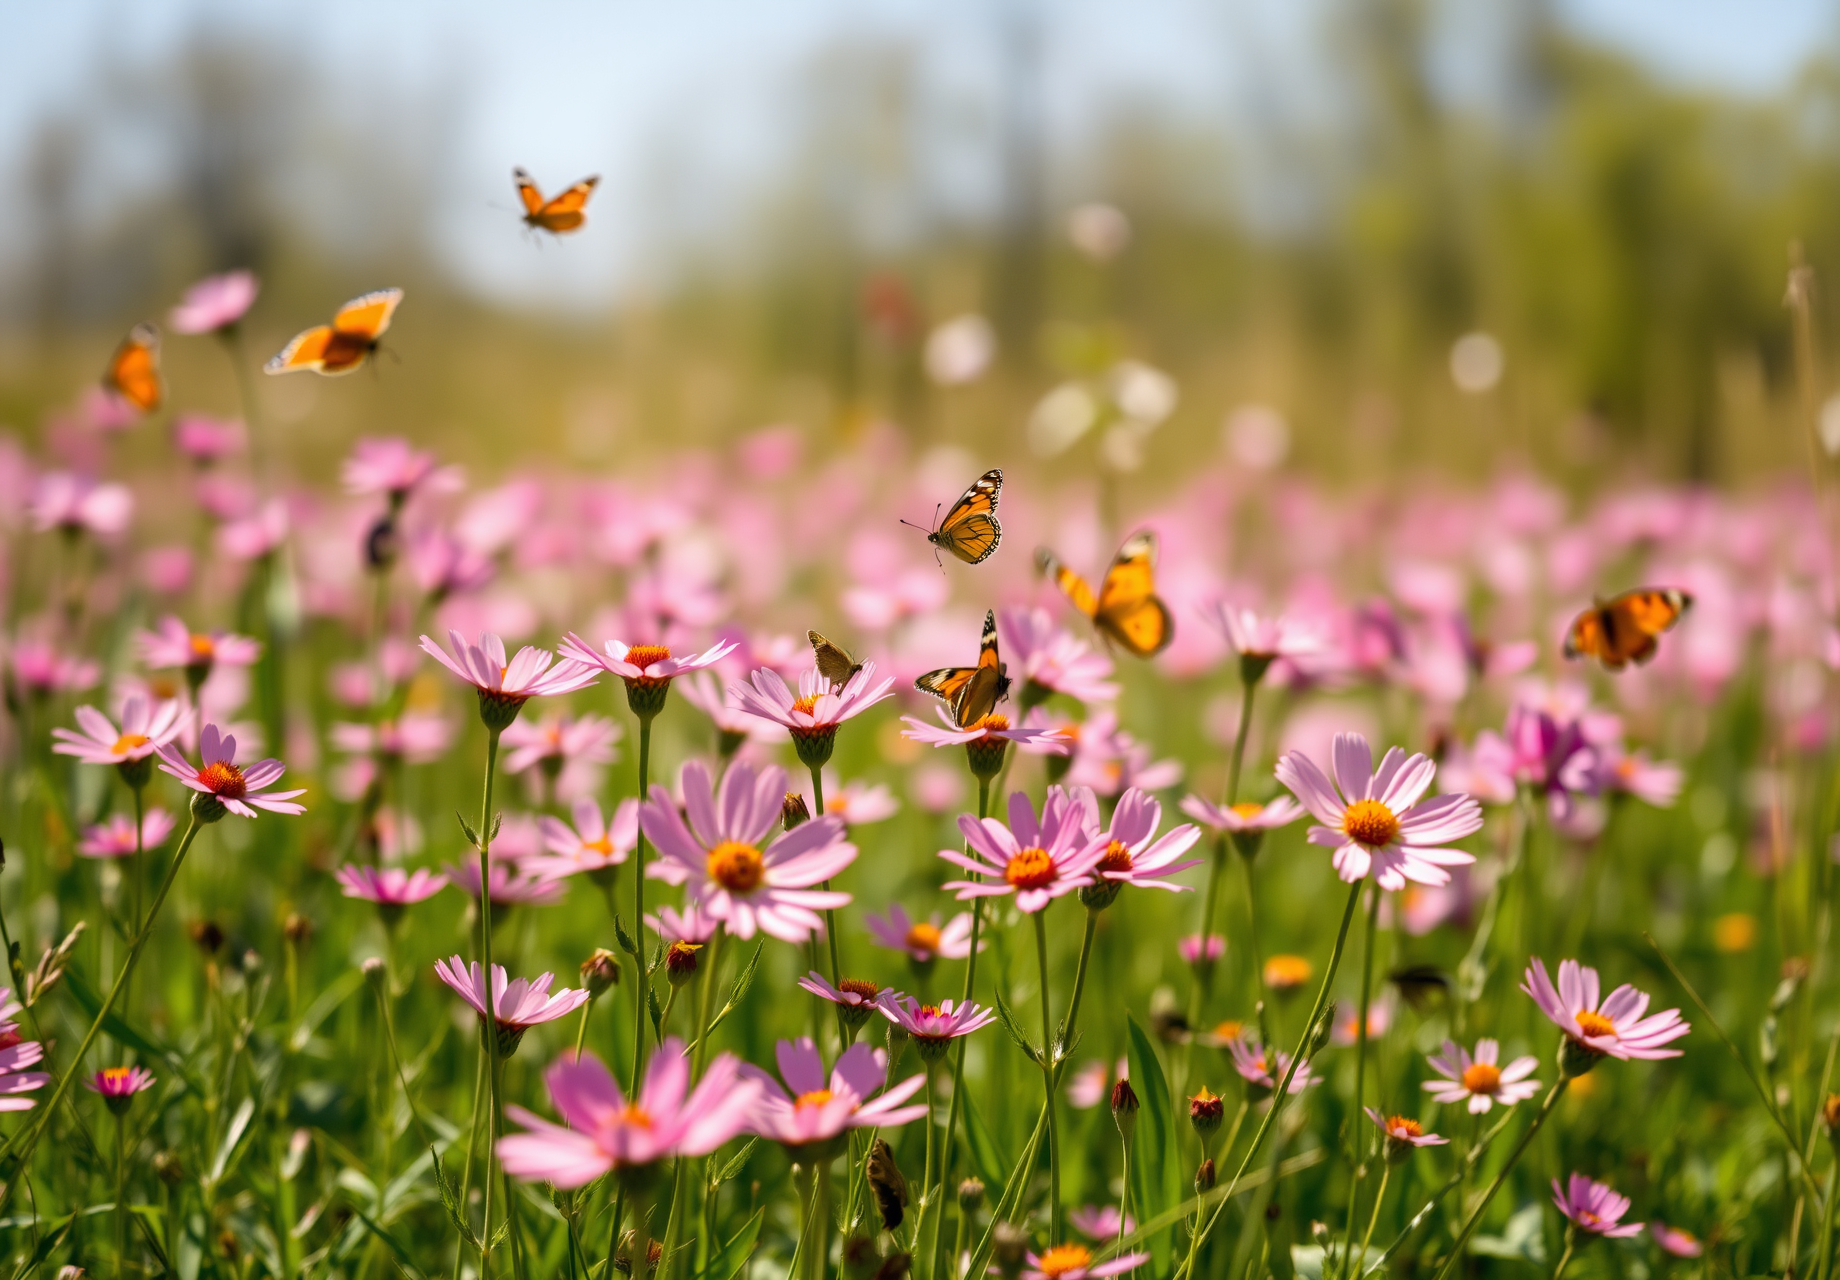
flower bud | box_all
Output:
[783,792,811,831]
[361,957,388,990]
[837,979,883,1030]
[284,912,313,945]
[152,1151,184,1186]
[965,734,1009,782]
[1558,1034,1603,1080]
[1112,1078,1139,1143]
[957,1177,985,1211]
[1188,1086,1224,1141]
[581,948,621,997]
[1307,1001,1336,1056]
[992,1221,1029,1278]
[1195,1157,1217,1193]
[665,941,702,987]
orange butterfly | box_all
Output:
[1036,530,1174,659]
[915,610,1011,728]
[902,470,1002,566]
[1563,588,1692,670]
[104,324,162,414]
[514,168,599,235]
[264,289,404,377]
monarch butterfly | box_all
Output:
[914,610,1011,728]
[1562,588,1693,670]
[808,631,864,687]
[866,1138,908,1232]
[513,167,600,235]
[1036,530,1174,659]
[104,324,162,414]
[264,289,404,376]
[902,470,1002,566]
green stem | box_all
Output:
[1429,1079,1570,1280]
[1338,882,1382,1280]
[1360,1105,1519,1277]
[453,1049,486,1280]
[1552,1226,1577,1280]
[1175,878,1364,1280]
[1225,676,1260,806]
[115,1113,128,1276]
[630,716,654,1095]
[658,929,725,1280]
[1035,910,1063,1245]
[477,726,506,1277]
[1355,1164,1390,1275]
[811,765,847,1049]
[1058,909,1100,1072]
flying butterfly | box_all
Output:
[901,469,1002,566]
[914,610,1011,729]
[104,323,162,414]
[1387,964,1453,1013]
[513,167,600,235]
[865,1138,909,1232]
[808,631,865,687]
[1562,588,1693,671]
[264,289,404,377]
[1036,529,1174,659]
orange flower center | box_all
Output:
[198,760,247,799]
[626,645,672,669]
[968,713,1011,734]
[111,733,149,756]
[906,922,943,954]
[706,841,764,894]
[1036,1244,1095,1279]
[1213,1019,1243,1040]
[1230,802,1265,821]
[1341,799,1400,848]
[619,1104,653,1129]
[1575,1010,1616,1039]
[99,1067,132,1088]
[795,1089,834,1109]
[584,836,615,856]
[1387,1116,1423,1138]
[1005,847,1056,890]
[791,693,822,716]
[1264,955,1312,988]
[1096,840,1134,875]
[1461,1062,1503,1094]
[840,979,882,1001]
[188,634,215,659]
[148,676,180,700]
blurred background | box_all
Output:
[5,0,1840,488]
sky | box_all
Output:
[3,0,1834,310]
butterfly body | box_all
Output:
[1037,530,1173,658]
[265,289,404,376]
[915,610,1011,727]
[1563,588,1692,670]
[808,631,864,687]
[866,1138,908,1232]
[514,167,600,235]
[105,323,162,413]
[909,469,1002,565]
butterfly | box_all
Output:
[104,324,162,414]
[264,289,404,376]
[901,469,1002,566]
[1562,588,1693,670]
[1036,530,1173,659]
[1387,964,1452,1013]
[866,1138,909,1232]
[513,167,600,235]
[914,610,1011,728]
[808,631,864,687]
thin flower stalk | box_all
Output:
[657,926,725,1280]
[1337,881,1383,1280]
[630,717,653,1095]
[1036,908,1065,1245]
[809,764,845,1045]
[1426,1080,1570,1280]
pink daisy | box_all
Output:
[998,607,1120,705]
[1364,1108,1449,1154]
[1522,957,1689,1063]
[676,671,788,751]
[87,1065,157,1114]
[172,414,245,464]
[1021,1244,1149,1279]
[29,473,132,537]
[731,664,896,769]
[168,270,258,334]
[335,866,446,908]
[443,860,564,908]
[1066,1058,1127,1110]
[1649,1223,1704,1258]
[822,777,900,826]
[419,631,599,728]
[863,904,978,964]
[1069,1206,1134,1241]
[342,437,460,501]
[502,711,622,801]
[433,957,590,1056]
[7,642,100,698]
[1552,1173,1644,1237]
[940,787,1107,914]
[901,708,1071,753]
[742,1038,928,1152]
[1178,794,1304,837]
[797,973,896,1029]
[1423,1038,1540,1113]
[557,632,736,718]
[1228,1034,1317,1096]
[640,758,855,944]
[874,993,997,1061]
[648,903,721,945]
[137,617,261,684]
[533,798,638,882]
[1080,786,1203,906]
[1204,603,1324,663]
[52,697,189,771]
[1275,733,1484,889]
[76,810,176,859]
[1178,935,1225,968]
[155,723,305,820]
[500,1042,759,1185]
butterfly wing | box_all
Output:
[808,630,863,686]
[929,470,1003,564]
[536,176,599,233]
[333,289,404,341]
[914,666,976,706]
[263,324,336,375]
[512,167,547,216]
[1094,531,1174,658]
[105,323,162,412]
[1602,588,1691,668]
[1036,548,1100,620]
[950,609,1007,726]
[867,1138,908,1231]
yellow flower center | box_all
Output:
[1461,1062,1502,1094]
[840,979,882,1001]
[1264,955,1313,989]
[198,760,247,799]
[792,693,822,716]
[1341,799,1400,848]
[619,1104,653,1129]
[1230,802,1265,821]
[584,836,615,856]
[1096,840,1134,875]
[111,733,149,756]
[795,1089,834,1109]
[188,634,215,659]
[148,676,180,699]
[1036,1244,1095,1279]
[1387,1116,1423,1138]
[706,841,765,894]
[1213,1019,1243,1041]
[626,645,672,669]
[99,1067,132,1088]
[1005,847,1056,890]
[906,922,943,954]
[1574,1010,1616,1039]
[968,713,1011,734]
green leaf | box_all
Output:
[648,984,664,1040]
[715,1138,758,1185]
[62,965,205,1094]
[1125,1015,1179,1274]
[962,1091,1008,1197]
[345,1198,431,1280]
[992,989,1043,1065]
[208,1097,257,1186]
[698,1206,763,1280]
[965,1104,1049,1280]
[431,1146,486,1252]
[1472,1202,1548,1265]
[614,912,642,959]
[694,942,765,1049]
[455,811,480,850]
[291,968,367,1052]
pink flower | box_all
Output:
[1501,700,1601,819]
[1437,732,1516,806]
[137,617,262,680]
[1066,1058,1126,1110]
[1333,997,1393,1046]
[641,759,854,943]
[156,724,305,819]
[1649,1222,1704,1258]
[1082,787,1203,901]
[874,993,997,1060]
[86,1065,156,1106]
[52,697,189,768]
[1069,1206,1134,1241]
[1179,794,1305,836]
[998,607,1119,705]
[1522,958,1689,1062]
[676,671,788,749]
[342,438,460,501]
[76,810,176,859]
[1275,733,1483,889]
[533,799,638,881]
[1061,709,1184,797]
[742,1038,927,1151]
[1364,1107,1448,1152]
[1020,1244,1148,1280]
[1178,935,1225,968]
[443,860,564,907]
[558,633,737,688]
[217,499,289,562]
[501,1043,759,1185]
[328,713,453,765]
[7,642,100,698]
[30,473,132,536]
[169,270,258,334]
[1598,748,1684,809]
[335,866,446,907]
[941,788,1108,914]
[648,903,721,945]
[864,904,979,963]
[797,973,896,1023]
[1204,603,1324,662]
[730,664,895,766]
[433,957,590,1055]
[1228,1034,1316,1095]
[822,776,900,826]
[0,990,47,1110]
[172,414,244,464]
[419,631,599,725]
[502,712,621,801]
[408,529,495,601]
[1551,1173,1644,1237]
[900,707,1070,754]
[1423,1039,1539,1113]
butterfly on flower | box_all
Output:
[902,469,1002,566]
[264,289,404,376]
[914,610,1011,728]
[808,631,864,687]
[1562,588,1692,670]
[105,324,162,414]
[513,168,600,235]
[1036,530,1173,659]
[866,1137,909,1231]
